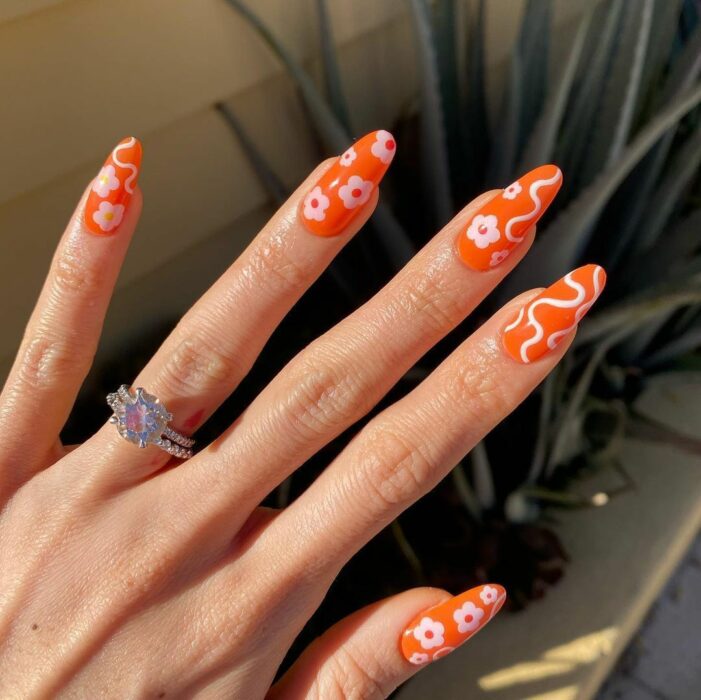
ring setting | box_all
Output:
[106,385,194,458]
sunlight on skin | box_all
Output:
[477,627,618,691]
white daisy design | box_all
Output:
[338,175,373,209]
[453,601,484,634]
[370,130,396,164]
[303,186,330,222]
[92,201,125,232]
[466,214,501,249]
[339,146,357,167]
[408,652,430,665]
[92,165,120,198]
[479,585,500,605]
[489,250,510,267]
[503,181,523,200]
[412,616,445,650]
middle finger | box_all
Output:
[167,165,562,539]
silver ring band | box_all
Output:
[107,385,195,459]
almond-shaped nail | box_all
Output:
[84,136,142,236]
[401,584,506,666]
[300,130,396,237]
[458,164,562,271]
[503,264,607,363]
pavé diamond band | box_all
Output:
[107,385,195,459]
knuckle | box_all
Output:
[281,353,361,442]
[52,248,102,297]
[400,273,464,333]
[448,350,512,423]
[358,426,434,510]
[161,332,243,396]
[17,334,81,389]
[247,234,311,292]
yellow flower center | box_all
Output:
[104,211,114,221]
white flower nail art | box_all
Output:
[466,214,501,249]
[452,601,484,634]
[502,181,523,200]
[92,165,120,198]
[370,130,396,164]
[339,146,357,167]
[479,585,500,605]
[489,249,510,267]
[92,201,125,232]
[303,186,331,221]
[412,616,445,650]
[408,652,430,665]
[338,174,373,209]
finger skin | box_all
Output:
[82,137,388,485]
[263,278,601,582]
[270,585,504,699]
[0,140,142,495]
[166,192,540,542]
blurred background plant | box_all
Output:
[209,0,701,636]
[65,0,701,668]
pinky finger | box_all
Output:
[269,584,506,699]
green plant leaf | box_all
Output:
[504,82,701,293]
[432,0,461,181]
[556,0,624,188]
[315,0,354,134]
[223,0,348,153]
[487,47,522,184]
[605,22,701,268]
[462,0,490,186]
[635,0,683,122]
[575,283,701,347]
[578,0,655,187]
[406,0,453,225]
[470,441,495,510]
[517,0,551,154]
[518,3,594,171]
[216,102,288,205]
[638,123,701,249]
[642,318,701,368]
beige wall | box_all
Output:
[0,0,587,379]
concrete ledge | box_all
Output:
[397,374,701,700]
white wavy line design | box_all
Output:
[111,137,139,194]
[546,266,604,349]
[504,169,562,243]
[518,271,587,364]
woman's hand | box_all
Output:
[0,132,604,698]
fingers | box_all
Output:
[168,165,561,539]
[84,130,393,481]
[0,138,142,493]
[270,584,505,699]
[266,265,605,579]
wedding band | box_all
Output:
[106,385,195,459]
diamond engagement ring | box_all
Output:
[106,385,195,458]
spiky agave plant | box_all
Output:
[216,0,701,617]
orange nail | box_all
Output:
[401,585,506,666]
[457,165,562,271]
[84,137,142,236]
[503,264,607,363]
[300,130,396,237]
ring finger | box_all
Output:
[81,130,395,481]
